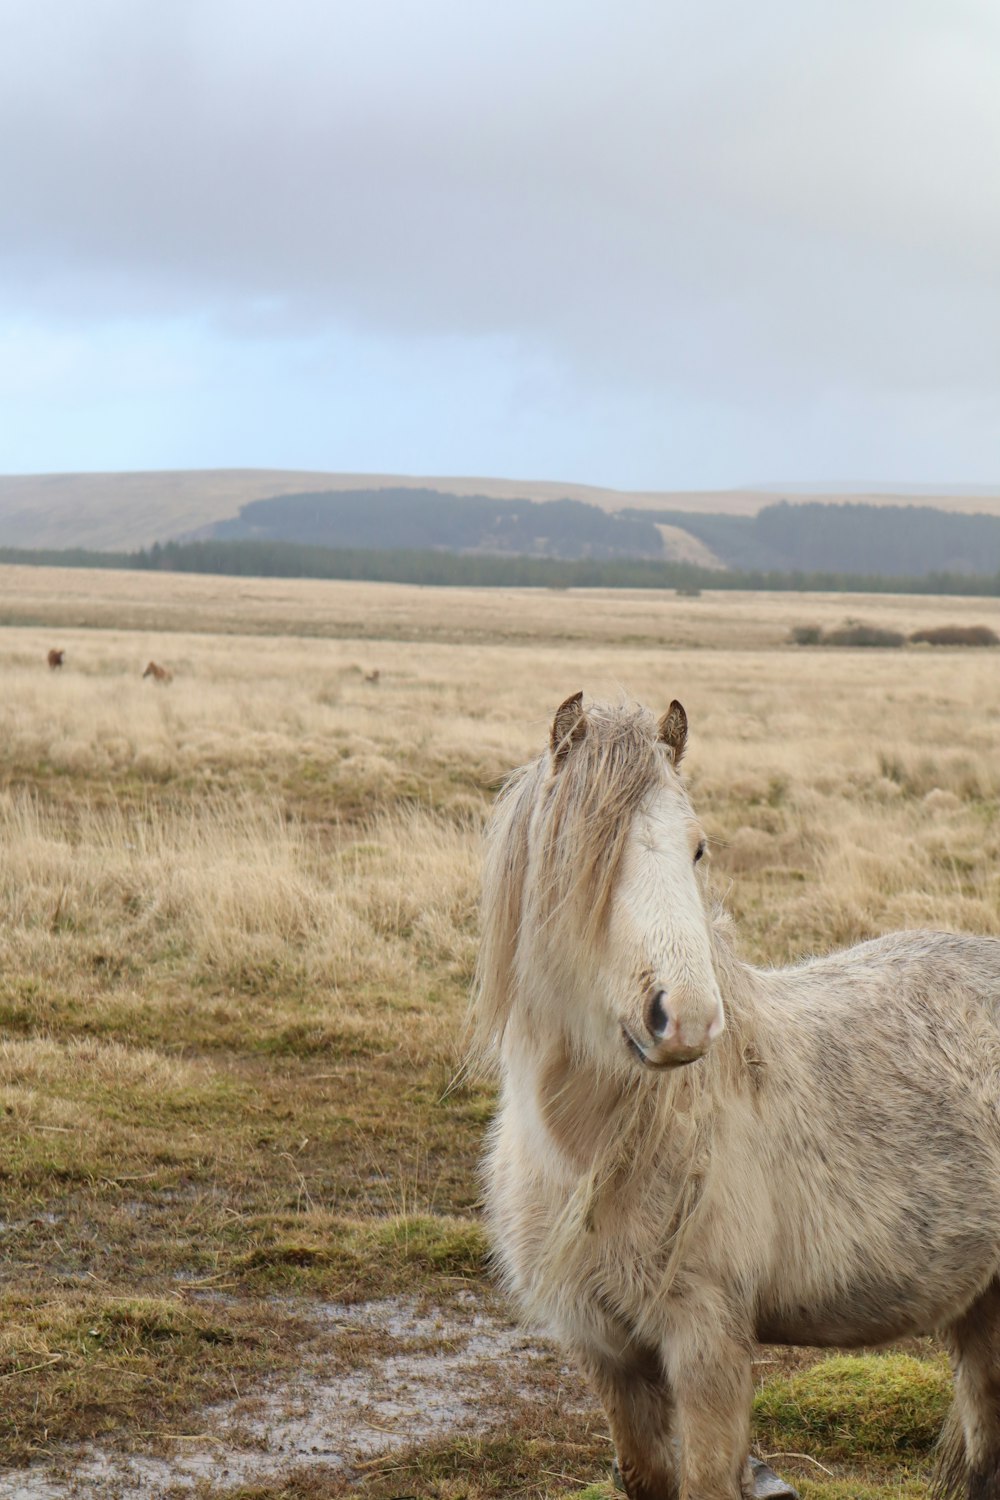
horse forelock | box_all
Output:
[538,701,668,936]
[474,702,673,1060]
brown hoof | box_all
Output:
[748,1457,799,1500]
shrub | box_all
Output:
[821,623,905,648]
[789,625,822,645]
[910,624,999,647]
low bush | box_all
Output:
[821,622,905,648]
[910,624,999,646]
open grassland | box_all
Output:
[8,561,1000,645]
[3,566,1000,1496]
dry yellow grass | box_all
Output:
[3,566,1000,1494]
[7,562,1000,645]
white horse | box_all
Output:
[476,693,1000,1500]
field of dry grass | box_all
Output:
[3,565,1000,1497]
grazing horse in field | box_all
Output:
[476,694,1000,1500]
[47,649,65,669]
[142,661,172,684]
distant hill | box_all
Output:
[2,468,999,554]
[626,501,1000,577]
[0,469,763,551]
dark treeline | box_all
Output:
[627,500,1000,576]
[5,538,1000,596]
[213,487,665,560]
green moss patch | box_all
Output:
[236,1212,488,1296]
[754,1352,951,1462]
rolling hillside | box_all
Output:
[0,470,761,552]
[1,470,999,573]
[1,468,998,555]
[619,501,1000,577]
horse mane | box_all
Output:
[474,699,758,1067]
[474,701,670,1062]
[473,701,768,1299]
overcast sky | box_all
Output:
[1,0,999,488]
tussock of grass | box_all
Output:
[182,1478,347,1500]
[88,1295,239,1348]
[236,1213,488,1295]
[368,1211,489,1272]
[326,1428,611,1498]
[753,1352,951,1463]
[796,1484,928,1500]
[0,1292,292,1466]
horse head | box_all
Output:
[478,694,725,1075]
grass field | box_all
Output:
[3,565,1000,1497]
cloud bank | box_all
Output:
[1,0,998,484]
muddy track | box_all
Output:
[1,1295,595,1499]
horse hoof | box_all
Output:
[748,1456,799,1500]
[612,1452,797,1499]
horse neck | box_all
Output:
[499,903,761,1187]
[706,912,765,1070]
[505,1008,659,1168]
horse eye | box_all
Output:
[694,839,707,864]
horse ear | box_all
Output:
[658,700,688,765]
[551,691,586,766]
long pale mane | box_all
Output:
[473,698,759,1301]
[473,701,667,1062]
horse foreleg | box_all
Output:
[939,1277,1000,1500]
[577,1340,680,1500]
[667,1327,754,1500]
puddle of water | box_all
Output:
[0,1296,590,1500]
[0,1212,63,1235]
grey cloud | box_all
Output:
[2,0,1000,416]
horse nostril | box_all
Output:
[646,990,672,1040]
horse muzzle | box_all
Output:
[622,988,725,1069]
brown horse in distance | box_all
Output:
[47,649,65,669]
[143,661,173,684]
